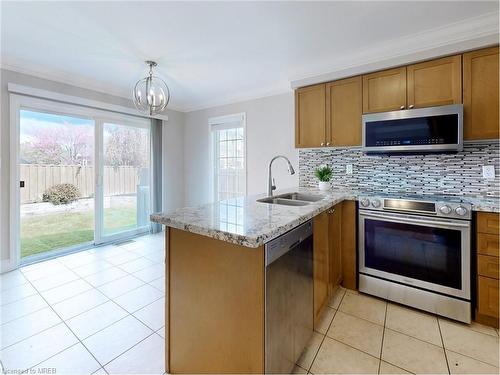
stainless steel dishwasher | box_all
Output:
[265,220,313,374]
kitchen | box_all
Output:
[152,46,500,373]
[0,2,498,375]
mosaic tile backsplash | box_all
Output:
[299,141,500,198]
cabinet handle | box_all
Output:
[326,142,330,146]
[400,105,405,110]
[320,142,325,146]
[409,104,414,109]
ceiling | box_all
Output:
[1,1,498,112]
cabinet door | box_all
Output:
[313,211,329,326]
[295,84,326,148]
[407,55,462,108]
[463,47,499,140]
[341,201,357,290]
[478,276,499,319]
[362,67,407,113]
[329,204,343,292]
[326,77,362,146]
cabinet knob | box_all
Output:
[409,104,414,109]
[320,142,325,146]
[327,209,335,214]
[326,142,330,146]
[400,105,405,110]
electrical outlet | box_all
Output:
[482,165,496,179]
[346,164,353,175]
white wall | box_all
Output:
[0,69,185,269]
[184,92,298,206]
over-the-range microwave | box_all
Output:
[362,104,463,153]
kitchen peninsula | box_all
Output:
[151,189,499,374]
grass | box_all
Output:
[21,207,137,258]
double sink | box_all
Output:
[257,192,324,206]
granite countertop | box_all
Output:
[150,187,499,248]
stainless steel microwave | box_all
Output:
[362,104,463,153]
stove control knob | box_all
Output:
[371,199,381,208]
[455,206,468,216]
[439,205,452,215]
[360,198,370,207]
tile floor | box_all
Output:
[295,287,500,375]
[1,232,166,375]
[2,234,499,375]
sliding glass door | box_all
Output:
[96,120,151,243]
[19,109,95,259]
[15,98,152,263]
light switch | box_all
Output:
[346,164,353,175]
[482,165,496,179]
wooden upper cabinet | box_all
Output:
[407,55,462,108]
[362,67,407,113]
[295,84,326,148]
[463,47,499,140]
[326,77,362,146]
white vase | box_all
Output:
[318,181,330,191]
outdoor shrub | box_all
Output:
[42,183,81,205]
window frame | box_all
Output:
[209,113,247,202]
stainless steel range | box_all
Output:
[358,195,472,323]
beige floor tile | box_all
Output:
[382,329,448,374]
[310,336,380,374]
[314,307,335,334]
[446,350,500,374]
[291,365,308,374]
[467,321,499,337]
[328,287,346,309]
[327,310,383,357]
[379,361,411,374]
[385,303,442,346]
[339,292,386,325]
[296,332,323,371]
[439,318,499,367]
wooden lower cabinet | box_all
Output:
[475,212,500,328]
[313,211,330,326]
[313,201,357,327]
[477,276,499,326]
[168,228,265,373]
[329,204,343,291]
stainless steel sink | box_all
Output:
[257,192,324,206]
[276,193,324,202]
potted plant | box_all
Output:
[314,165,333,191]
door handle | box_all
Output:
[20,181,25,188]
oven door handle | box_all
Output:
[360,211,471,228]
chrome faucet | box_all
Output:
[268,155,295,196]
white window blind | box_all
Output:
[210,113,246,202]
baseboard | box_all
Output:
[1,259,17,274]
[475,310,500,328]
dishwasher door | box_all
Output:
[265,220,313,374]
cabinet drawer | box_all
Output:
[477,212,499,235]
[477,233,499,257]
[478,276,499,319]
[478,255,499,279]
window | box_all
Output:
[210,113,246,202]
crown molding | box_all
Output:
[290,11,500,88]
[0,59,186,113]
[182,86,291,113]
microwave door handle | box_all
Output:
[360,211,470,229]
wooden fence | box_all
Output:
[20,164,141,204]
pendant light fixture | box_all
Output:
[133,60,170,116]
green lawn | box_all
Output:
[21,207,137,258]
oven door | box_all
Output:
[359,210,471,300]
